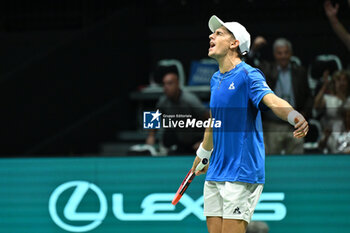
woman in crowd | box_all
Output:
[314,70,350,153]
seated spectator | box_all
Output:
[314,70,350,127]
[308,54,342,97]
[315,70,350,153]
[319,96,350,153]
[146,70,209,155]
[249,37,312,154]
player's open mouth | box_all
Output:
[209,41,215,50]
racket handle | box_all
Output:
[195,158,209,172]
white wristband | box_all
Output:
[287,110,299,126]
[196,143,213,160]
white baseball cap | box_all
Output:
[208,15,251,55]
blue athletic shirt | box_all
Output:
[206,61,273,184]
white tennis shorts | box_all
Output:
[203,181,263,223]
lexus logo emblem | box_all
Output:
[48,181,107,232]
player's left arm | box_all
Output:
[262,93,309,138]
[191,110,213,175]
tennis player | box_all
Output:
[191,15,309,233]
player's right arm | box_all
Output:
[191,111,213,175]
[262,93,309,138]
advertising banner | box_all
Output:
[0,156,349,233]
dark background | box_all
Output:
[0,0,349,156]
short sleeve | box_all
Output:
[248,68,274,110]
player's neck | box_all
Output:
[218,56,242,74]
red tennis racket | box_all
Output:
[172,158,208,205]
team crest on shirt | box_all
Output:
[228,82,235,90]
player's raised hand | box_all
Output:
[293,114,309,138]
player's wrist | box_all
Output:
[196,142,213,160]
[287,110,300,126]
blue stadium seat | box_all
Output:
[188,59,218,86]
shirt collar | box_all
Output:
[219,61,244,76]
[277,63,291,72]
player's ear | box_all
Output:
[230,39,239,49]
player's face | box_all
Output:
[163,73,180,98]
[208,26,235,59]
[274,45,292,69]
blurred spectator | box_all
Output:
[319,96,350,153]
[314,70,350,128]
[315,70,350,153]
[145,71,209,155]
[249,37,312,154]
[308,54,343,96]
[246,221,269,233]
[324,0,350,52]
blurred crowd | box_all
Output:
[140,0,350,156]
